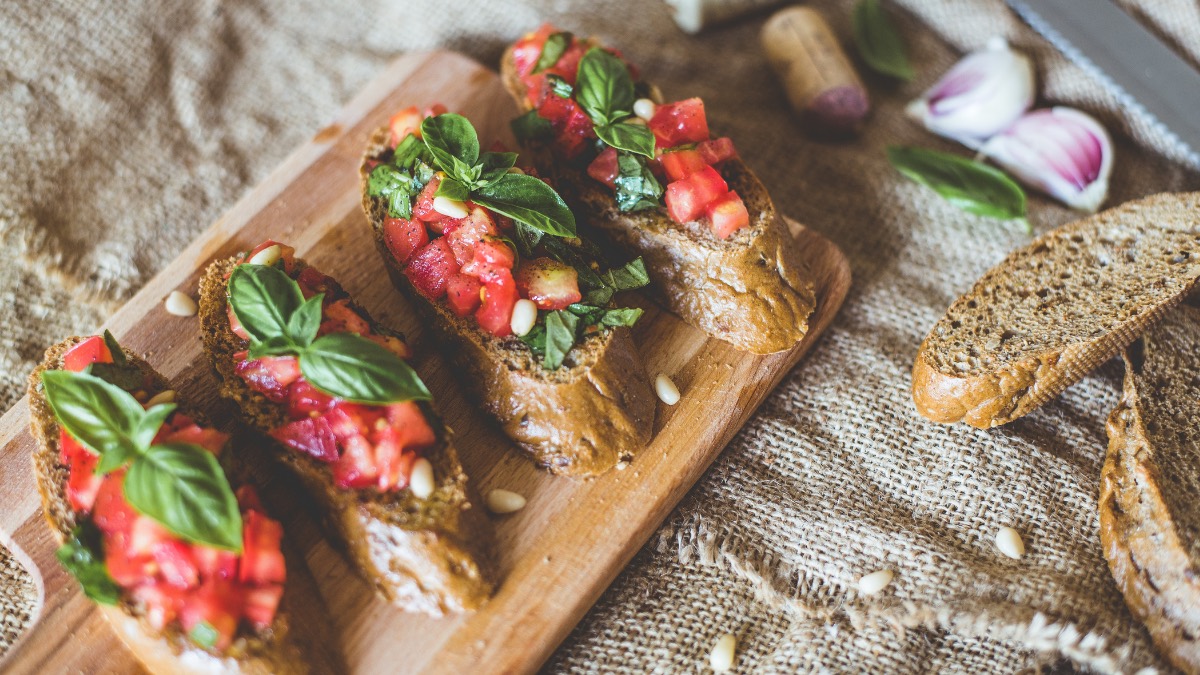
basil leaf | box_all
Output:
[511,110,553,143]
[247,335,300,360]
[102,330,127,366]
[596,122,655,158]
[600,257,650,291]
[565,303,606,326]
[853,0,914,81]
[614,153,663,213]
[543,310,579,371]
[190,621,220,649]
[539,236,604,290]
[532,31,572,74]
[546,74,574,99]
[420,113,480,177]
[436,176,471,202]
[86,362,145,391]
[124,443,243,551]
[477,151,519,186]
[368,164,407,198]
[513,220,545,257]
[472,173,577,237]
[57,523,120,605]
[576,47,636,127]
[227,265,306,344]
[387,185,414,220]
[887,146,1027,221]
[41,370,148,462]
[301,333,432,404]
[285,294,323,346]
[130,402,177,457]
[392,133,432,171]
[517,323,547,356]
[599,307,643,327]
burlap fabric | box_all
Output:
[3,0,1199,671]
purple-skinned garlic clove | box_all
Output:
[978,107,1113,213]
[906,37,1035,148]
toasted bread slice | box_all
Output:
[360,127,655,477]
[198,254,493,615]
[1101,305,1200,674]
[500,42,816,355]
[27,336,338,674]
[912,192,1200,428]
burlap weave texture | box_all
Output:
[3,0,1200,671]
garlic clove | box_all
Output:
[978,107,1113,213]
[907,36,1035,147]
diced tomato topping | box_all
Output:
[179,579,241,651]
[537,94,596,160]
[130,582,187,631]
[63,336,113,373]
[285,380,336,419]
[424,103,448,118]
[296,267,331,295]
[372,427,415,491]
[242,584,284,631]
[320,299,370,336]
[239,511,286,586]
[330,433,379,489]
[665,166,729,223]
[271,417,339,463]
[587,147,619,188]
[476,268,519,337]
[104,529,155,587]
[460,237,516,279]
[445,273,483,317]
[444,207,499,266]
[412,174,443,222]
[515,258,582,310]
[159,424,229,456]
[235,355,302,403]
[154,540,200,590]
[388,106,423,146]
[93,473,137,535]
[245,240,296,271]
[697,137,737,165]
[61,430,102,512]
[383,217,429,266]
[387,402,437,448]
[227,304,250,341]
[235,485,264,512]
[129,515,173,557]
[404,238,459,299]
[366,333,411,359]
[649,98,710,148]
[660,148,708,182]
[193,546,240,582]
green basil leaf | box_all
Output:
[511,110,553,143]
[614,153,663,213]
[546,74,574,99]
[387,184,414,220]
[532,31,572,74]
[85,362,145,391]
[513,220,545,257]
[392,133,432,171]
[247,335,300,360]
[565,303,606,326]
[301,333,432,404]
[130,402,177,456]
[576,47,636,127]
[227,264,306,344]
[189,621,220,649]
[598,306,643,327]
[543,310,579,371]
[41,370,149,463]
[57,523,120,605]
[517,322,547,356]
[436,176,471,202]
[413,161,436,187]
[102,330,127,366]
[477,151,519,186]
[853,0,914,81]
[539,236,604,290]
[887,146,1027,221]
[472,173,577,237]
[124,443,243,551]
[284,294,324,347]
[596,122,655,158]
[420,113,480,177]
[368,164,407,198]
[600,257,650,291]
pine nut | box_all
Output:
[248,244,282,266]
[409,458,435,499]
[164,291,197,317]
[655,373,680,405]
[995,526,1025,559]
[633,98,657,121]
[507,166,525,174]
[709,633,737,672]
[510,299,538,336]
[145,390,176,407]
[858,569,893,595]
[433,195,469,219]
[486,489,526,514]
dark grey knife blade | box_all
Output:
[1007,0,1200,168]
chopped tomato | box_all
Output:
[372,427,415,491]
[537,94,595,160]
[706,191,749,238]
[587,147,619,188]
[227,304,250,340]
[104,529,154,587]
[388,106,423,146]
[285,380,336,419]
[235,485,264,511]
[320,299,370,336]
[424,103,448,118]
[296,267,331,296]
[239,511,286,586]
[154,540,200,590]
[515,258,582,310]
[664,166,728,223]
[460,237,516,279]
[649,98,709,148]
[698,137,737,165]
[271,417,339,463]
[242,584,284,631]
[193,546,239,582]
[366,333,412,360]
[660,148,707,182]
[129,515,172,557]
[383,217,429,266]
[412,174,443,223]
[130,582,187,631]
[158,424,229,456]
[63,336,113,372]
[180,579,240,651]
[245,240,296,269]
[387,402,437,448]
[330,433,379,489]
[444,207,499,266]
[404,238,458,299]
[61,430,102,512]
[235,356,302,403]
[93,473,136,535]
[445,273,483,317]
[476,268,519,337]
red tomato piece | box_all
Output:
[698,137,737,165]
[366,333,412,360]
[130,582,187,631]
[664,166,728,223]
[227,304,250,341]
[129,515,172,558]
[444,207,499,266]
[296,266,331,296]
[706,191,751,239]
[61,430,102,513]
[239,511,286,586]
[242,584,284,630]
[412,174,443,223]
[649,98,710,148]
[193,546,240,582]
[388,106,423,146]
[387,402,437,448]
[372,427,416,491]
[245,240,296,269]
[404,238,458,299]
[104,529,154,588]
[270,417,339,463]
[158,424,229,456]
[320,299,370,336]
[285,380,336,419]
[460,237,517,280]
[383,217,429,266]
[660,148,708,182]
[153,540,200,590]
[180,579,240,651]
[445,273,483,317]
[330,433,379,489]
[63,336,114,372]
[587,147,619,188]
[424,103,448,117]
[476,268,519,337]
[515,258,582,310]
[235,356,302,403]
[537,94,596,160]
[93,473,137,535]
[235,485,264,512]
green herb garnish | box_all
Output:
[574,47,655,159]
[887,146,1028,225]
[57,522,120,604]
[613,153,663,213]
[511,110,553,143]
[852,0,914,81]
[546,74,574,99]
[532,31,572,74]
[189,621,220,649]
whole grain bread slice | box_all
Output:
[361,126,655,477]
[27,337,341,674]
[912,192,1200,428]
[198,253,494,616]
[499,41,817,355]
[1100,305,1200,674]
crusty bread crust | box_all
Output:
[198,255,494,616]
[360,126,655,477]
[500,45,816,355]
[1100,309,1200,674]
[912,192,1200,428]
[26,337,323,674]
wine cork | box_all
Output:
[761,6,870,138]
[665,0,784,34]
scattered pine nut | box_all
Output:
[710,633,737,672]
[433,195,469,218]
[858,569,893,595]
[409,458,435,499]
[486,489,526,514]
[995,526,1025,559]
[145,390,176,407]
[655,373,681,405]
[633,98,657,121]
[165,291,197,317]
[510,299,538,336]
[248,244,282,266]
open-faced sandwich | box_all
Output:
[27,332,336,673]
[500,25,817,355]
[359,107,655,476]
[198,241,493,615]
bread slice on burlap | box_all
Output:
[27,336,341,674]
[1100,305,1200,674]
[500,40,817,356]
[199,253,494,616]
[912,192,1200,428]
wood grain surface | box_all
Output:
[0,50,850,674]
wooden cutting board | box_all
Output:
[0,50,849,674]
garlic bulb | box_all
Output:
[978,107,1113,213]
[906,37,1035,147]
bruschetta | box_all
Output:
[27,333,337,673]
[359,108,655,476]
[501,25,817,355]
[197,242,493,615]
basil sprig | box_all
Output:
[367,134,437,220]
[614,153,663,213]
[227,263,432,404]
[546,74,574,99]
[511,110,553,143]
[41,370,243,551]
[574,47,655,159]
[532,31,572,74]
[852,0,914,81]
[887,146,1028,226]
[57,522,120,604]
